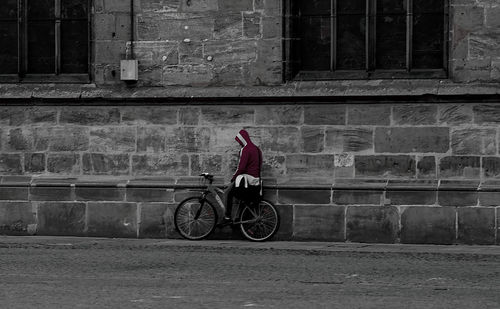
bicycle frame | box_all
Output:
[199,182,258,225]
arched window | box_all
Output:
[283,0,448,80]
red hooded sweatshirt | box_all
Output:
[232,129,262,182]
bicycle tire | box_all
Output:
[239,200,279,242]
[174,197,218,240]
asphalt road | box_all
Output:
[0,238,499,309]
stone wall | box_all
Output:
[92,0,500,85]
[0,101,499,244]
[94,0,281,86]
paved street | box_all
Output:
[0,237,499,309]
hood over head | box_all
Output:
[235,129,252,147]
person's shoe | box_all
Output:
[219,216,232,226]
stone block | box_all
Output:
[401,207,456,244]
[278,189,331,205]
[0,202,35,235]
[132,154,189,176]
[82,153,130,175]
[190,154,223,175]
[293,205,345,241]
[274,204,293,240]
[355,155,416,178]
[212,64,244,86]
[47,154,80,174]
[262,16,281,39]
[48,127,89,151]
[474,105,500,124]
[214,14,243,40]
[262,156,286,179]
[179,41,204,64]
[0,154,22,174]
[60,107,120,125]
[93,13,115,40]
[0,107,27,126]
[453,6,484,32]
[451,128,496,155]
[325,128,373,153]
[179,107,200,125]
[24,153,45,173]
[469,31,500,58]
[346,206,399,243]
[243,12,261,38]
[86,202,138,238]
[439,156,480,178]
[204,40,257,65]
[457,207,496,245]
[219,0,252,11]
[304,105,346,125]
[126,188,174,203]
[285,154,335,178]
[37,202,86,236]
[483,157,500,178]
[333,190,382,205]
[162,202,183,239]
[417,156,436,178]
[162,65,213,86]
[258,127,301,153]
[255,106,302,125]
[89,127,136,152]
[93,40,127,65]
[301,127,324,153]
[137,127,166,153]
[165,127,211,153]
[122,106,178,125]
[137,13,160,40]
[0,187,29,200]
[133,41,179,66]
[140,203,173,238]
[375,127,449,153]
[438,104,473,125]
[75,187,125,201]
[438,190,478,207]
[6,128,32,151]
[201,106,254,125]
[478,191,500,206]
[179,0,218,12]
[386,190,436,205]
[348,106,390,125]
[158,17,215,41]
[30,187,73,201]
[393,105,437,125]
[486,6,500,28]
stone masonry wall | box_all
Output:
[94,0,281,86]
[451,0,500,82]
[0,102,499,244]
[92,0,500,85]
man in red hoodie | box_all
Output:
[224,129,262,220]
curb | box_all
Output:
[1,236,499,256]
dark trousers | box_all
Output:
[223,181,235,218]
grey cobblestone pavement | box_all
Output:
[1,237,499,308]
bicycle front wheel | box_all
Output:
[239,200,279,242]
[174,197,217,240]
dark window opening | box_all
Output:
[0,0,90,83]
[283,0,448,81]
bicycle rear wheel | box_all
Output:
[239,200,279,242]
[174,197,217,240]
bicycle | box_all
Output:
[174,173,280,242]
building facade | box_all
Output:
[0,0,499,244]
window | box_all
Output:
[283,0,448,80]
[0,0,90,82]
